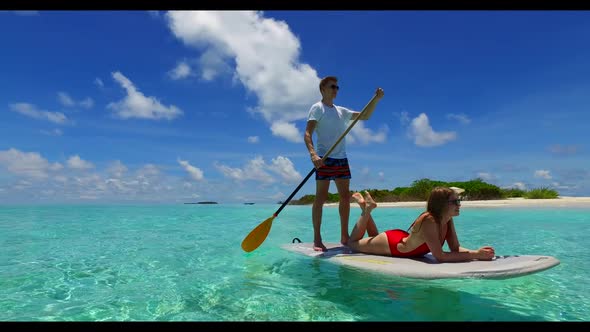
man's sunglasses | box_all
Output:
[329,84,339,90]
[448,199,461,206]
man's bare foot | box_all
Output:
[364,190,377,213]
[341,235,349,246]
[351,192,365,209]
[313,242,327,252]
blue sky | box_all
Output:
[1,10,589,204]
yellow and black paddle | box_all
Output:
[241,93,380,253]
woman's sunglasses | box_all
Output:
[448,199,461,206]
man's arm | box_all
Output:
[305,120,323,169]
[304,120,318,157]
[351,87,384,120]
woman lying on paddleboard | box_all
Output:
[347,187,495,262]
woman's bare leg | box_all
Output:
[362,190,379,236]
[349,191,378,243]
[351,191,379,236]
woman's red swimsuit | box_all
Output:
[384,226,447,258]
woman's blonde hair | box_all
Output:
[427,186,455,225]
[411,186,454,233]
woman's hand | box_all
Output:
[475,246,495,260]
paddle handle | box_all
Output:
[273,93,379,216]
[275,168,316,216]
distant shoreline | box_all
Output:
[324,196,590,208]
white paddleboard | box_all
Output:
[282,242,560,280]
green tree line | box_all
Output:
[289,178,559,205]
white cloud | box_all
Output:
[107,71,183,120]
[534,170,552,179]
[0,148,61,179]
[107,160,128,178]
[394,111,411,125]
[67,155,94,170]
[178,159,204,181]
[215,157,273,183]
[166,11,319,139]
[214,155,301,184]
[506,182,527,190]
[168,61,192,80]
[408,113,456,147]
[198,49,232,81]
[268,156,302,183]
[247,136,259,143]
[79,97,94,109]
[477,172,495,181]
[58,92,75,107]
[349,122,388,145]
[9,103,68,125]
[57,92,94,109]
[270,121,302,143]
[136,164,160,178]
[95,78,104,88]
[548,144,578,156]
[446,113,471,124]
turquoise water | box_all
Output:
[1,203,588,321]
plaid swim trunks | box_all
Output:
[315,157,351,180]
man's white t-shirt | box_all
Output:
[307,101,355,159]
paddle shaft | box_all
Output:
[274,94,378,217]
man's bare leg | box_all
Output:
[312,180,330,252]
[335,178,350,246]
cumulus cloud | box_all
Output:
[178,159,204,181]
[168,61,192,80]
[446,113,471,124]
[165,11,319,141]
[107,71,183,120]
[58,92,75,107]
[506,182,527,190]
[165,11,388,143]
[270,121,302,143]
[394,111,411,125]
[106,160,128,178]
[534,170,552,179]
[477,172,495,182]
[0,148,62,179]
[9,103,69,125]
[214,155,301,184]
[58,92,94,109]
[548,144,578,156]
[198,49,232,81]
[247,136,259,143]
[268,156,302,183]
[349,122,388,144]
[408,113,456,147]
[67,155,94,170]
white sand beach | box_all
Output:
[325,196,590,208]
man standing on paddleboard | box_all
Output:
[304,76,384,252]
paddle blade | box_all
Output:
[241,216,275,252]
